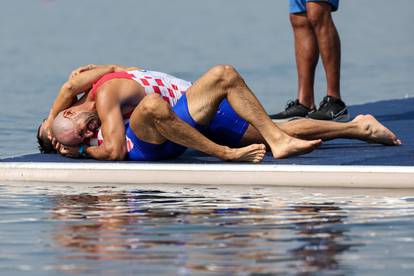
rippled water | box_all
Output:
[1,183,414,275]
[1,1,414,275]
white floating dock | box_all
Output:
[1,162,413,189]
[2,98,413,189]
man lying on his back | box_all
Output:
[38,64,401,163]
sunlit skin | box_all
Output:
[52,103,100,146]
[54,108,402,149]
[37,64,140,153]
[51,65,323,162]
[46,65,401,163]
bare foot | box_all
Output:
[223,144,267,163]
[353,114,402,146]
[270,135,322,159]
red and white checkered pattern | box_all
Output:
[130,69,192,107]
[89,118,130,147]
[89,70,192,147]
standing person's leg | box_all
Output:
[305,1,348,121]
[185,65,321,159]
[306,1,341,99]
[128,94,267,162]
[270,0,318,121]
[292,13,319,110]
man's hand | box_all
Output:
[68,64,136,80]
[69,64,97,79]
[42,119,53,141]
[51,137,82,158]
[58,144,82,158]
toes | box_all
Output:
[253,155,264,163]
[313,139,322,147]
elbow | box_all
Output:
[107,145,127,161]
[109,64,118,72]
[61,81,77,98]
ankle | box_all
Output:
[298,99,314,109]
[356,120,372,139]
[268,132,292,146]
[326,93,341,101]
[221,146,233,161]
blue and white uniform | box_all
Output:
[89,70,249,161]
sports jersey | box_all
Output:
[88,69,191,147]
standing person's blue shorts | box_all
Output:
[289,0,339,14]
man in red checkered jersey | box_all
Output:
[43,64,324,162]
[40,64,400,162]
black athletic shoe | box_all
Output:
[307,96,350,121]
[270,99,315,122]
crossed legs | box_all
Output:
[127,64,400,163]
[128,93,266,162]
[128,65,321,162]
[181,65,321,158]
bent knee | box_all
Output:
[208,64,240,84]
[139,94,172,119]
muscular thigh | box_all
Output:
[185,67,226,125]
[128,98,168,145]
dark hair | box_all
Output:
[36,121,56,154]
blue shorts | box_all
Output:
[126,94,249,161]
[200,99,249,148]
[289,0,339,14]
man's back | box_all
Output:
[88,69,193,146]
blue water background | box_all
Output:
[0,1,414,275]
[0,0,413,157]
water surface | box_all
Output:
[1,183,414,275]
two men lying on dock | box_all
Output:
[37,64,401,163]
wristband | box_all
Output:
[78,145,89,158]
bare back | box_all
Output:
[92,77,147,116]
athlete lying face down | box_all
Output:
[41,64,401,163]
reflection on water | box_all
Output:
[50,191,354,274]
[1,184,414,275]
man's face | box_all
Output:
[53,106,100,146]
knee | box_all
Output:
[208,64,241,86]
[290,14,312,30]
[306,5,332,29]
[140,94,172,120]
